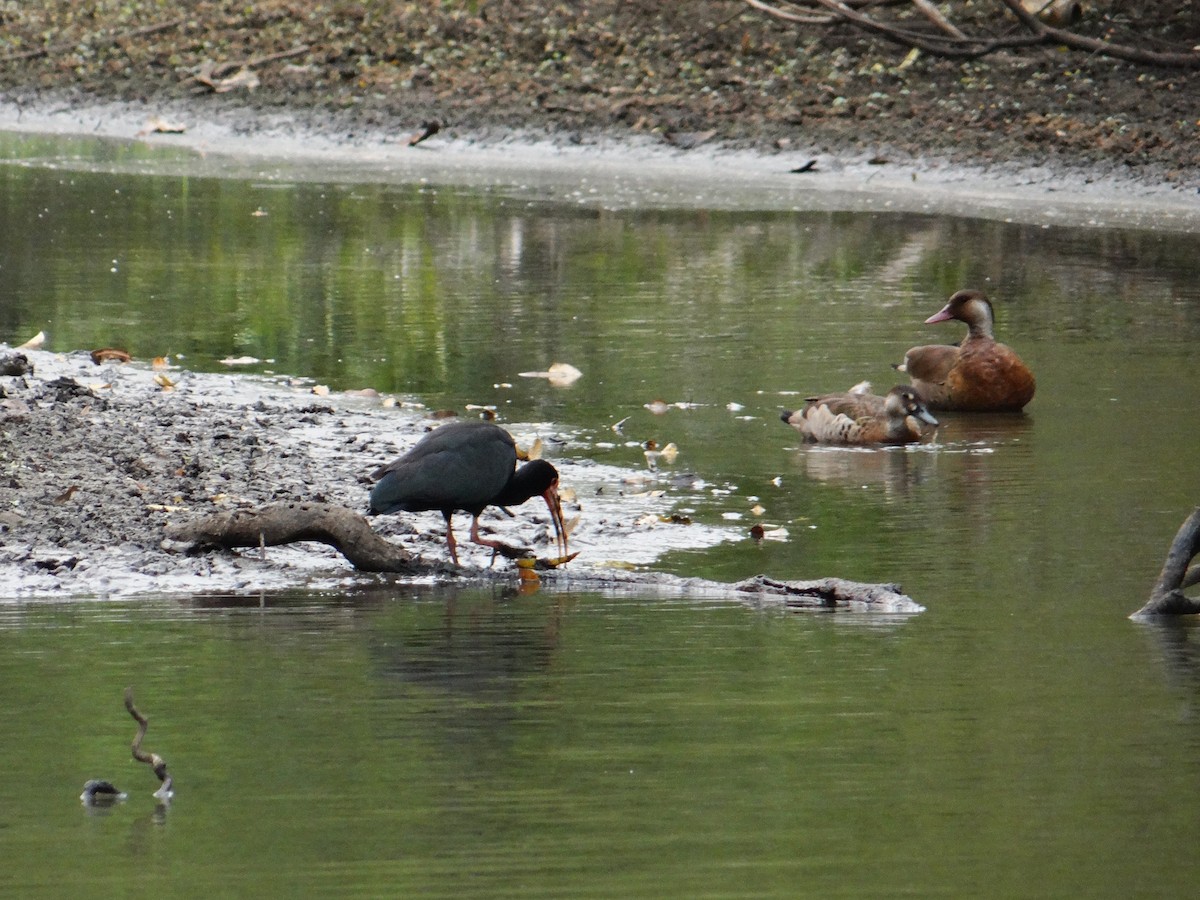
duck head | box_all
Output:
[925,289,996,340]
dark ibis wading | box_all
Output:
[368,420,567,565]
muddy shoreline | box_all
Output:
[0,346,751,600]
[2,94,1198,234]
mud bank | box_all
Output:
[0,347,742,600]
[1,98,1198,235]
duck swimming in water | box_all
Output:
[781,385,938,445]
[896,289,1035,412]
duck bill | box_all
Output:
[924,306,954,324]
[542,484,568,559]
[917,409,939,426]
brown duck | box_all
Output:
[896,290,1036,412]
[781,385,938,445]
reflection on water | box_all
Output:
[795,444,937,497]
[2,140,1200,895]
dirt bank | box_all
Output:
[0,2,1196,195]
[0,347,746,598]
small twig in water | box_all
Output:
[125,687,174,800]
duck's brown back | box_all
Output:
[943,338,1035,411]
[785,391,923,445]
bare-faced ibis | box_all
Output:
[368,420,568,565]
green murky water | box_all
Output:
[2,133,1200,896]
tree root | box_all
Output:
[1132,507,1200,618]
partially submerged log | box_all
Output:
[734,574,919,612]
[164,501,923,613]
[164,501,422,574]
[1132,507,1200,618]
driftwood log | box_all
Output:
[164,502,923,613]
[1132,507,1200,618]
[733,574,916,610]
[164,501,423,574]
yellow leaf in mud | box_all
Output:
[220,356,261,366]
[535,551,580,569]
[85,383,113,391]
[311,384,330,396]
[750,504,766,516]
[152,356,169,370]
[195,61,261,95]
[659,442,678,463]
[634,513,660,527]
[154,373,176,391]
[138,116,187,136]
[145,503,188,512]
[381,396,397,408]
[16,330,45,350]
[897,47,921,71]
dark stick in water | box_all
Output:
[125,687,174,800]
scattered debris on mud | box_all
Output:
[0,346,924,613]
[0,346,740,598]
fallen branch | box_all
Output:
[125,687,174,800]
[164,501,922,612]
[741,0,1200,66]
[194,44,310,88]
[910,0,967,40]
[997,0,1200,67]
[741,0,834,25]
[164,500,422,573]
[734,574,918,611]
